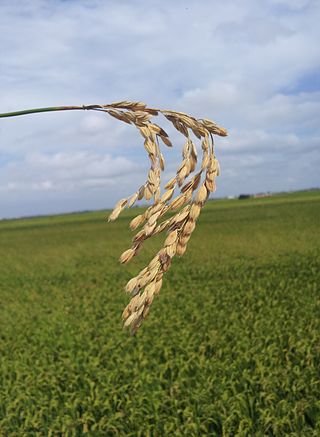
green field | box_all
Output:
[0,190,319,436]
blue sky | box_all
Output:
[0,0,319,218]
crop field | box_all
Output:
[0,190,319,435]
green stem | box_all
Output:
[0,105,102,118]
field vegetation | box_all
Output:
[0,190,319,435]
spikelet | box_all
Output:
[104,101,227,333]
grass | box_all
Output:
[0,190,319,435]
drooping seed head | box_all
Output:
[104,101,226,333]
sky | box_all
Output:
[0,0,319,218]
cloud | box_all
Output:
[0,150,141,192]
[0,0,319,218]
[0,150,147,218]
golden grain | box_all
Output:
[195,184,208,204]
[183,220,196,235]
[189,204,202,221]
[130,214,145,230]
[125,277,139,294]
[119,248,136,264]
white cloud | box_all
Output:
[0,151,140,191]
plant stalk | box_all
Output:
[0,105,103,119]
